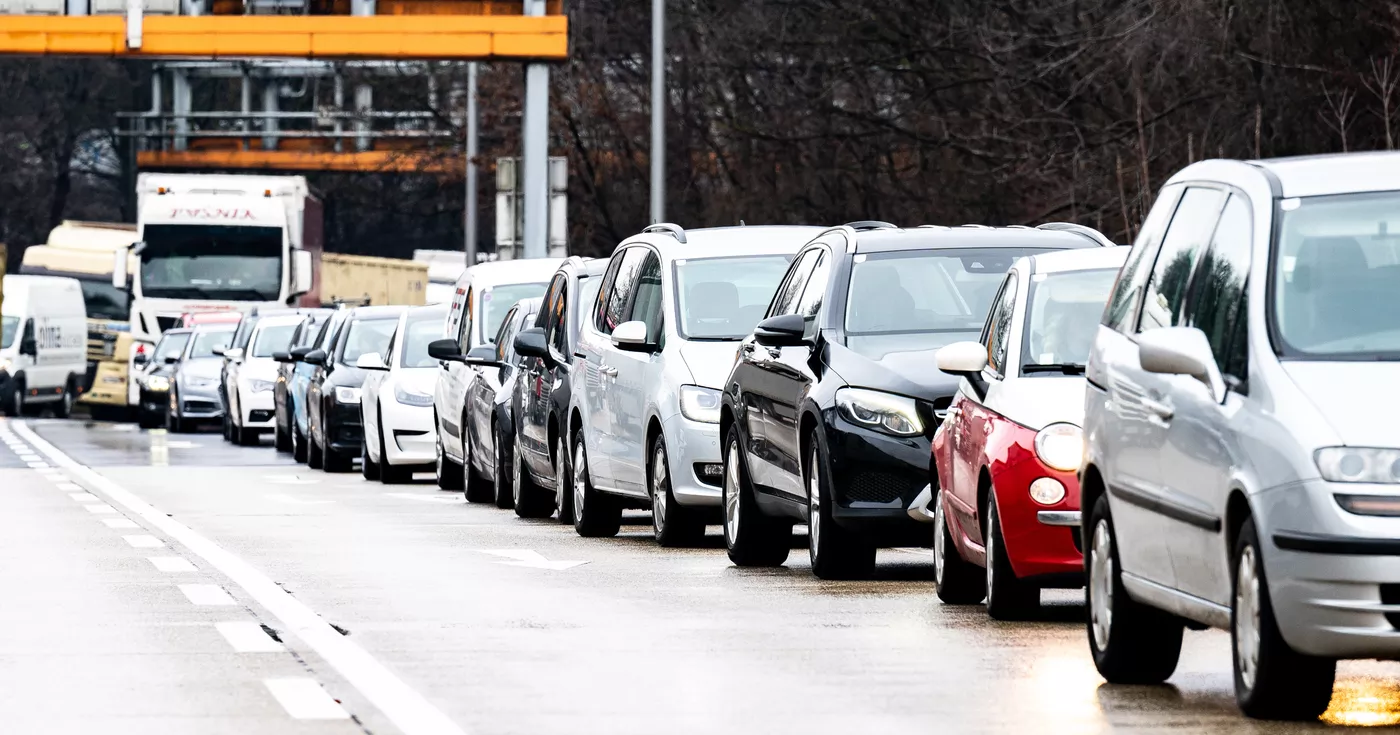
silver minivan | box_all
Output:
[1081,152,1400,720]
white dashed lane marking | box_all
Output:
[148,556,197,573]
[216,621,287,653]
[57,483,83,491]
[123,534,164,548]
[179,584,236,606]
[264,678,351,720]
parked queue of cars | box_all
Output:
[121,151,1400,722]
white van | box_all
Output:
[0,275,89,417]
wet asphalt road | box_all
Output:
[4,417,1400,734]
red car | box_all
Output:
[926,247,1126,619]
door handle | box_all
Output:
[600,365,618,378]
[1141,396,1174,421]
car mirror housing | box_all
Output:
[427,338,465,363]
[355,352,389,371]
[514,328,552,362]
[753,314,808,347]
[289,346,312,362]
[303,349,328,367]
[611,320,656,352]
[936,341,989,376]
[465,345,500,366]
[163,355,179,365]
[132,351,150,367]
[272,350,291,363]
[1138,327,1224,401]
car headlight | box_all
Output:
[0,357,10,373]
[335,386,362,405]
[394,384,434,407]
[144,375,170,392]
[1034,423,1084,472]
[248,379,275,394]
[679,384,721,424]
[1316,447,1400,484]
[835,387,923,437]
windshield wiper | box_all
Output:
[1021,362,1086,375]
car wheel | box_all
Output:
[221,413,232,442]
[5,382,22,416]
[554,435,575,525]
[985,493,1039,620]
[236,424,259,447]
[934,487,986,604]
[138,403,162,430]
[308,431,324,470]
[1232,517,1336,720]
[572,430,621,537]
[492,429,513,508]
[292,422,308,463]
[463,429,494,503]
[378,411,412,484]
[1086,493,1184,684]
[722,427,792,566]
[806,438,876,580]
[275,415,293,453]
[322,424,353,472]
[361,439,381,481]
[513,433,553,519]
[434,426,464,491]
[53,381,74,419]
[167,391,184,434]
[650,434,705,547]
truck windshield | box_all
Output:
[0,316,17,349]
[141,224,283,301]
[79,280,131,321]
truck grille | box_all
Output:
[87,329,118,360]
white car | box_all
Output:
[360,304,447,483]
[432,258,562,493]
[227,314,303,446]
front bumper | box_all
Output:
[661,413,724,506]
[240,387,276,428]
[326,401,363,453]
[823,414,931,546]
[139,387,169,416]
[382,402,435,466]
[989,452,1082,583]
[174,383,223,419]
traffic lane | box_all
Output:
[40,418,298,468]
[0,427,362,735]
[32,421,1400,734]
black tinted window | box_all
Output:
[986,272,1018,375]
[600,248,648,336]
[1139,187,1226,332]
[768,249,819,318]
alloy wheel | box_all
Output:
[933,491,946,587]
[985,503,997,600]
[807,446,822,560]
[1235,545,1261,692]
[572,440,587,521]
[555,437,569,512]
[651,445,668,536]
[1089,519,1114,651]
[724,442,741,545]
[511,439,523,506]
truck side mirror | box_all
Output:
[293,249,314,296]
[112,247,131,290]
[19,338,37,357]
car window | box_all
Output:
[1183,194,1252,379]
[482,282,548,345]
[546,276,569,355]
[794,250,831,319]
[457,287,474,352]
[154,332,191,363]
[985,272,1019,375]
[0,316,16,349]
[629,252,664,342]
[1138,186,1227,333]
[251,324,297,358]
[537,273,564,330]
[232,315,259,350]
[1105,185,1183,333]
[674,254,793,340]
[189,329,235,359]
[768,249,820,318]
[600,247,649,336]
[1023,268,1120,371]
[339,318,397,366]
[593,253,626,333]
[400,315,445,368]
[494,305,519,363]
[573,275,603,348]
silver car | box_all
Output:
[1081,152,1400,720]
[568,223,823,545]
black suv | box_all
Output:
[305,305,405,472]
[511,256,608,523]
[718,222,1107,579]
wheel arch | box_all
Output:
[977,467,993,536]
[797,407,823,478]
[1225,487,1254,560]
[1080,463,1106,549]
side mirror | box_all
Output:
[293,249,314,296]
[1138,327,1224,401]
[465,345,500,366]
[355,352,389,371]
[514,327,550,360]
[303,349,328,367]
[212,346,225,356]
[272,350,292,363]
[289,346,312,362]
[112,247,132,290]
[18,338,37,357]
[428,338,465,363]
[163,355,179,365]
[936,341,989,376]
[224,347,244,362]
[753,314,808,347]
[611,320,656,352]
[132,351,150,367]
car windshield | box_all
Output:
[154,332,191,363]
[845,248,1045,357]
[340,318,397,366]
[293,318,324,349]
[141,224,283,301]
[251,324,297,358]
[401,315,445,368]
[1021,268,1119,373]
[78,280,131,321]
[1274,191,1400,359]
[189,329,234,359]
[674,255,794,340]
[0,316,18,349]
[481,283,548,344]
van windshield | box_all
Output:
[0,316,17,349]
[674,255,793,340]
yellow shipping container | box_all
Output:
[319,253,429,307]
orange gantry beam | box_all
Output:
[138,149,463,173]
[0,14,567,59]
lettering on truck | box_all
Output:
[168,208,258,220]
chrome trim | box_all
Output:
[907,484,937,523]
[1037,510,1082,527]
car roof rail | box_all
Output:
[957,224,994,229]
[916,224,952,230]
[843,220,898,231]
[642,222,688,243]
[1035,222,1117,247]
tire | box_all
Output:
[493,429,514,509]
[236,425,260,447]
[650,434,705,547]
[554,434,575,525]
[53,381,74,419]
[5,381,22,417]
[572,430,621,537]
[167,391,184,434]
[513,432,554,519]
[222,413,233,443]
[722,427,792,566]
[985,493,1039,620]
[138,407,163,430]
[323,444,353,473]
[361,439,380,481]
[462,429,494,503]
[1232,518,1336,720]
[934,487,986,604]
[275,418,293,453]
[308,432,324,470]
[807,439,876,580]
[434,426,464,491]
[1086,494,1184,684]
[292,422,309,463]
[378,411,412,484]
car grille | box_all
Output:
[183,399,219,414]
[843,470,920,505]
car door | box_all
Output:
[442,285,475,462]
[738,249,819,492]
[363,323,395,454]
[1160,192,1253,604]
[521,274,564,474]
[577,253,628,488]
[473,305,520,468]
[1106,185,1225,587]
[607,248,662,494]
[762,247,832,500]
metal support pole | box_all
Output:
[172,69,191,152]
[521,0,549,259]
[240,69,252,151]
[464,62,479,267]
[650,0,665,224]
[67,0,88,16]
[149,71,162,152]
[354,84,372,153]
[262,83,279,152]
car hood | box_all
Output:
[990,377,1086,432]
[826,341,959,402]
[178,357,223,382]
[241,358,279,382]
[1282,362,1400,446]
[396,367,437,395]
[324,365,368,388]
[678,340,742,389]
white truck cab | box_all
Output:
[0,274,88,417]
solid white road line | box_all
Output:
[148,556,197,573]
[102,518,140,529]
[264,678,351,720]
[123,534,165,548]
[216,621,286,653]
[180,584,236,605]
[84,504,118,514]
[13,420,470,735]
